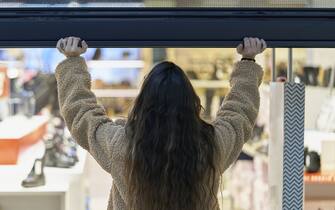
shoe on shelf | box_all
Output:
[21,158,45,188]
[45,147,76,168]
[44,131,78,168]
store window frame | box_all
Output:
[0,7,335,47]
[0,6,323,209]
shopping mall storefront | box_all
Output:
[0,1,335,210]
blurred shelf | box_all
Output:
[190,80,229,89]
[87,60,144,69]
[242,141,268,163]
[0,115,48,139]
[92,89,139,98]
[305,173,335,199]
[242,130,335,164]
[92,80,229,99]
[305,173,335,184]
[0,138,87,195]
[304,130,335,154]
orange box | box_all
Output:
[0,140,20,165]
[0,116,48,164]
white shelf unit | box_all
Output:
[0,140,87,210]
[190,80,229,89]
[92,89,139,98]
[88,59,144,99]
[87,60,145,69]
[242,130,335,200]
[91,80,229,98]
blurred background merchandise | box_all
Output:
[3,2,335,210]
[2,46,335,210]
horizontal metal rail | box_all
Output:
[0,8,334,47]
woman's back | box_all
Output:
[124,61,218,210]
[55,36,265,210]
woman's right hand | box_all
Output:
[57,37,88,58]
[237,37,267,59]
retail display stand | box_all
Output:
[0,140,87,210]
[269,49,305,210]
[0,115,48,164]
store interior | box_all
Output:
[0,47,335,210]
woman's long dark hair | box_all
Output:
[125,61,218,210]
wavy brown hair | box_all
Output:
[125,61,218,210]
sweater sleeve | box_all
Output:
[213,60,263,173]
[55,56,124,173]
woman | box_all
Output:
[55,37,266,210]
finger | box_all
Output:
[81,40,88,53]
[72,38,80,50]
[236,43,243,54]
[65,37,73,52]
[255,38,262,51]
[79,41,88,54]
[64,37,69,46]
[82,40,88,49]
[61,39,66,52]
[250,37,257,48]
[69,37,75,46]
[261,39,267,52]
[56,39,62,50]
[56,39,65,53]
[244,37,250,49]
[62,38,67,49]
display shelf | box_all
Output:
[305,172,335,199]
[0,115,48,139]
[92,81,229,98]
[92,89,139,98]
[304,172,335,184]
[87,60,144,69]
[304,130,335,153]
[190,80,229,89]
[0,138,87,210]
[304,130,335,198]
[242,130,335,163]
[91,80,229,98]
[244,131,335,199]
[0,140,87,194]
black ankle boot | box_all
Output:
[44,142,76,168]
[22,158,45,188]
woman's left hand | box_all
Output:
[57,37,88,57]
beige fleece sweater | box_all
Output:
[55,57,263,210]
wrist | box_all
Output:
[241,57,256,62]
[242,55,256,59]
[66,54,81,58]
